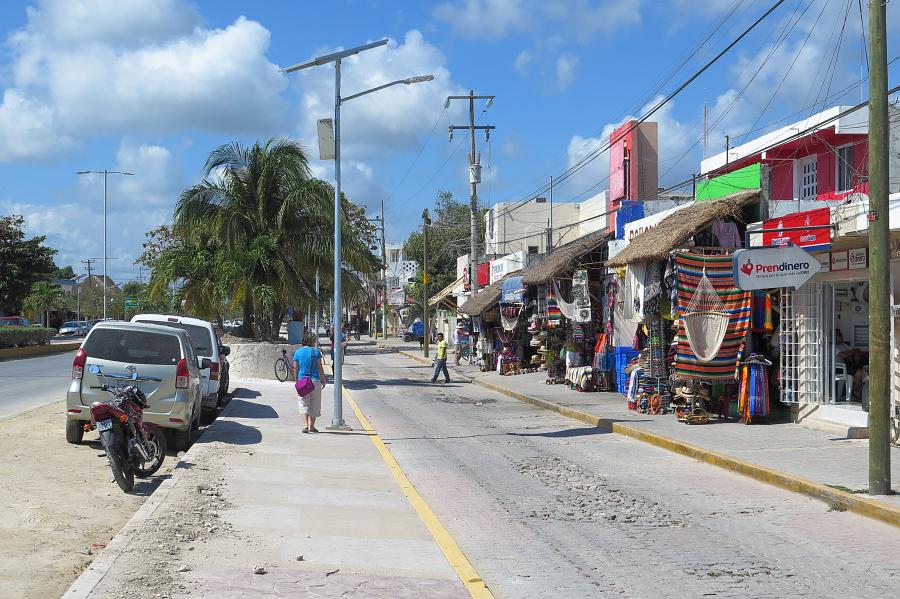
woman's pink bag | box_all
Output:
[295,376,314,397]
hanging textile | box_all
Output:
[572,269,592,323]
[683,269,729,361]
[674,251,751,381]
[553,280,577,319]
[750,291,775,334]
[738,356,771,422]
[546,285,562,327]
[500,305,521,331]
[624,263,646,323]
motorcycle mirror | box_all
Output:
[88,364,101,375]
[131,371,139,381]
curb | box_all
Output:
[63,396,241,598]
[391,350,900,529]
[0,341,80,361]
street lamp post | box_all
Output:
[282,40,433,430]
[77,170,134,320]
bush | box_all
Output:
[0,326,55,348]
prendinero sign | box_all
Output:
[732,246,821,290]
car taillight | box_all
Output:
[176,358,189,389]
[72,348,86,380]
[210,361,220,381]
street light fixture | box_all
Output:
[76,170,134,321]
[281,40,433,430]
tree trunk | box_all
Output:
[237,294,254,339]
[270,303,284,343]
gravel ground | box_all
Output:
[0,401,174,599]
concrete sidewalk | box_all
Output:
[65,379,469,599]
[381,338,900,520]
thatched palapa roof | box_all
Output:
[605,189,760,267]
[457,271,520,315]
[521,230,611,285]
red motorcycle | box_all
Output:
[87,365,167,492]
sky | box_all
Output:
[0,0,897,284]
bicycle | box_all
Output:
[455,340,477,366]
[275,348,294,382]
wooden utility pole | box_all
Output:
[867,0,891,495]
[422,208,431,359]
[447,91,495,298]
[81,259,95,287]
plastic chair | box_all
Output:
[834,362,853,403]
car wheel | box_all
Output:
[66,420,84,444]
[200,406,217,426]
[172,426,192,452]
[191,404,201,430]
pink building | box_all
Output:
[700,105,900,215]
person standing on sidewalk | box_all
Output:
[431,333,450,384]
[293,331,327,433]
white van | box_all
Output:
[131,314,230,423]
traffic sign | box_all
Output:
[423,273,429,285]
[124,297,141,309]
[732,245,821,290]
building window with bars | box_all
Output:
[836,145,854,192]
[797,155,818,201]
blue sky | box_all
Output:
[0,0,896,284]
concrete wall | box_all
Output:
[228,343,301,381]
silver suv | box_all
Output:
[65,321,206,451]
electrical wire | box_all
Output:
[490,0,789,222]
[383,106,447,207]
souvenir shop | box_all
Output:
[457,275,513,372]
[605,189,779,424]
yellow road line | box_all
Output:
[342,388,495,599]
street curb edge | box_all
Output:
[62,395,242,598]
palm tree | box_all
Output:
[172,138,379,340]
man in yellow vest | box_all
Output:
[430,332,450,384]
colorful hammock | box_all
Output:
[674,252,751,381]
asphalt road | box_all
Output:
[344,348,900,599]
[0,351,74,420]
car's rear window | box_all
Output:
[83,329,182,365]
[135,320,214,357]
[63,321,77,327]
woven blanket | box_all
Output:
[674,252,750,381]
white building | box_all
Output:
[385,243,418,291]
[484,191,609,257]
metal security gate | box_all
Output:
[780,282,829,404]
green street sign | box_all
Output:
[124,297,141,309]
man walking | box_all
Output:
[431,332,450,384]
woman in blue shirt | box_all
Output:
[293,331,328,433]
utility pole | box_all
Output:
[381,198,388,340]
[867,0,891,495]
[422,208,431,359]
[82,259,95,286]
[548,175,554,252]
[447,90,495,297]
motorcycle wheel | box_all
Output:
[106,445,134,492]
[134,428,167,478]
[354,331,360,341]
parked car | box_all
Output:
[66,321,206,451]
[59,321,84,336]
[130,314,230,424]
[0,316,29,327]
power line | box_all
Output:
[490,0,789,222]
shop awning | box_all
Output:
[521,230,611,285]
[428,275,465,308]
[606,189,761,267]
[457,271,520,315]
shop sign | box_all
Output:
[501,276,525,304]
[817,253,831,273]
[733,246,821,290]
[490,251,525,284]
[623,203,691,244]
[830,251,849,271]
[761,207,831,251]
[848,248,867,270]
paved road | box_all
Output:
[0,351,73,420]
[344,348,900,599]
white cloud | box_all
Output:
[0,90,76,160]
[296,31,463,161]
[555,54,579,89]
[433,0,530,39]
[111,141,184,209]
[0,1,288,161]
[514,50,532,75]
[435,0,640,41]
